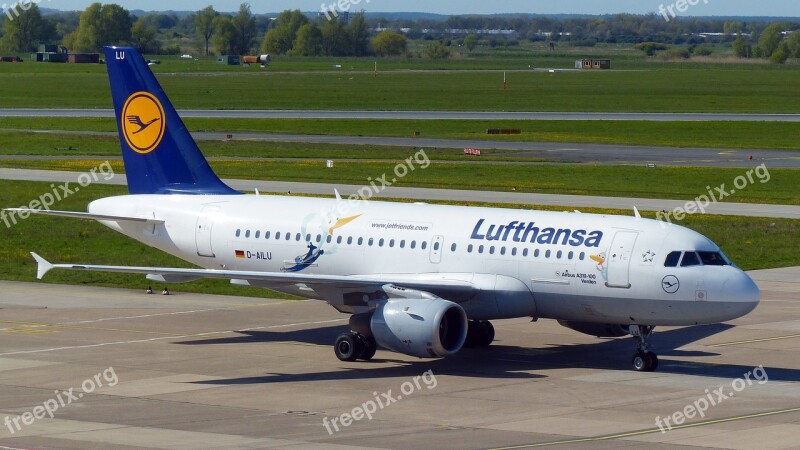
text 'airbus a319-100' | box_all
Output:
[6,47,760,372]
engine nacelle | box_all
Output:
[368,297,468,358]
[558,320,631,338]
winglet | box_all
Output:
[633,206,641,219]
[31,252,53,279]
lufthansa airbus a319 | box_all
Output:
[6,47,760,372]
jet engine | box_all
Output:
[352,292,467,358]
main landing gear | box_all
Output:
[630,325,658,372]
[334,331,377,362]
[463,320,495,348]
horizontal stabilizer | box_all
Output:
[5,209,164,224]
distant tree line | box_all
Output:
[1,4,798,63]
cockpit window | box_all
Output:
[698,251,729,266]
[664,251,681,267]
[680,251,701,267]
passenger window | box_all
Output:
[478,245,484,254]
[535,249,540,258]
[316,234,322,243]
[557,250,563,259]
[337,236,343,244]
[390,239,395,247]
[411,241,417,249]
[286,233,291,241]
[255,231,260,239]
[327,235,332,243]
[265,231,270,239]
[433,242,440,251]
[568,251,574,260]
[500,247,506,255]
[579,252,585,260]
[680,252,701,267]
[276,232,281,240]
[523,248,528,257]
[545,250,551,258]
[451,243,457,252]
[347,237,353,245]
[511,248,517,256]
[400,240,406,248]
[379,238,385,247]
[468,244,473,253]
[421,242,427,250]
[358,237,364,245]
[664,251,681,267]
[245,230,251,238]
[368,238,374,246]
[235,229,241,237]
[306,233,312,241]
[489,246,495,255]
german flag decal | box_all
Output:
[235,250,245,258]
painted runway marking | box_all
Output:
[0,318,346,357]
[710,333,800,347]
[489,406,800,449]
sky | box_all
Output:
[38,0,800,17]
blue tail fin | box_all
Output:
[103,46,239,195]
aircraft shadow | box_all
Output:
[181,323,800,384]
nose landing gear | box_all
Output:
[629,325,658,372]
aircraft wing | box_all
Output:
[30,253,476,296]
[4,209,164,224]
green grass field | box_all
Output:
[1,159,796,205]
[0,180,796,297]
[2,61,800,112]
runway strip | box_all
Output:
[3,108,800,121]
[1,168,798,219]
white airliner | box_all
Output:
[8,47,760,372]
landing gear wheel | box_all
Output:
[645,352,659,371]
[477,320,495,347]
[358,336,377,361]
[334,332,363,362]
[464,320,495,348]
[629,325,658,372]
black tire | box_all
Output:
[644,352,659,372]
[478,321,495,347]
[358,336,378,361]
[632,351,648,372]
[334,332,362,362]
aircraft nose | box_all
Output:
[721,270,760,319]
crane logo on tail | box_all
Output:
[121,92,165,154]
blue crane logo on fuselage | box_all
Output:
[282,242,325,272]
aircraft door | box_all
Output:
[605,231,638,288]
[196,205,219,257]
[430,235,444,264]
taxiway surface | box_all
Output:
[0,267,798,449]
